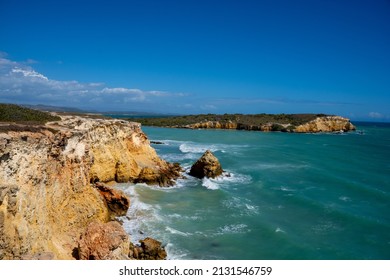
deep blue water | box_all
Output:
[118,122,390,260]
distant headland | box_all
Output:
[128,113,356,133]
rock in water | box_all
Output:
[189,150,223,179]
[129,237,167,260]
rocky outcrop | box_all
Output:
[78,221,130,260]
[189,150,223,179]
[180,116,355,133]
[135,163,183,187]
[93,182,130,217]
[129,237,167,260]
[0,115,180,259]
[293,116,356,133]
[189,120,238,130]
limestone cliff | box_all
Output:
[293,116,355,133]
[0,115,178,259]
[184,116,355,133]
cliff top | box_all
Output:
[0,103,61,126]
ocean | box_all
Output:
[117,122,390,260]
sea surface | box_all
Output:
[117,122,390,260]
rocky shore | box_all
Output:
[0,114,180,260]
[130,113,356,133]
[181,116,356,133]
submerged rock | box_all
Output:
[189,150,223,179]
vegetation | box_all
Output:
[128,113,328,131]
[0,103,61,124]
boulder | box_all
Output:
[93,182,130,217]
[78,221,130,260]
[129,237,167,260]
[189,150,223,179]
[135,162,182,187]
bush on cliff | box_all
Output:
[0,103,61,124]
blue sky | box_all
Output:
[0,0,389,121]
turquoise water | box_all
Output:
[118,122,390,260]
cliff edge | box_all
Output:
[0,114,179,259]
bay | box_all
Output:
[118,122,390,260]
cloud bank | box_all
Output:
[0,55,185,111]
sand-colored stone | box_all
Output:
[78,221,130,260]
[0,115,178,259]
[294,116,356,133]
[189,150,223,179]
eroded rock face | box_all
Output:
[294,116,356,133]
[0,115,179,259]
[135,162,182,187]
[93,182,130,217]
[78,221,130,260]
[189,150,223,179]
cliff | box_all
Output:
[293,116,356,133]
[0,115,179,259]
[130,113,356,133]
[184,116,355,133]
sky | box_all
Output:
[0,0,389,121]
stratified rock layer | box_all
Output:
[189,150,223,179]
[0,115,179,259]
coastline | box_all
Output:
[0,111,180,260]
[126,114,356,133]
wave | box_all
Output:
[165,226,193,236]
[178,142,249,155]
[222,196,260,216]
[216,224,250,235]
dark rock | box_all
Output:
[93,182,130,217]
[129,237,167,260]
[150,141,164,145]
[189,150,223,179]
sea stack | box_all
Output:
[189,150,223,179]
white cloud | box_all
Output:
[0,56,186,111]
[11,67,49,81]
[368,112,383,119]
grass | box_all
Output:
[0,103,61,124]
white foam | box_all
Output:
[339,196,351,202]
[275,227,286,233]
[216,224,250,235]
[166,226,192,236]
[280,185,295,192]
[179,143,218,154]
[179,142,248,155]
[202,178,220,190]
[223,196,260,216]
[165,243,189,260]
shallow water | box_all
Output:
[118,122,390,259]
